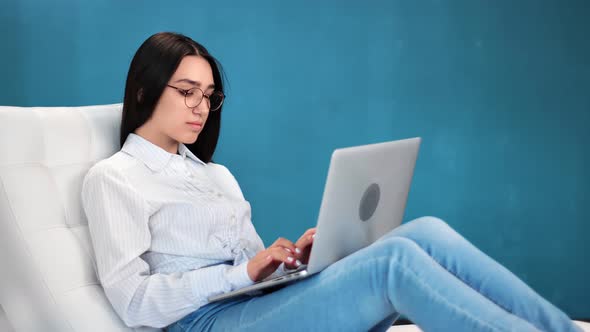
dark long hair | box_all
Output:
[120,32,225,163]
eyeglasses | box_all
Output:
[166,84,225,111]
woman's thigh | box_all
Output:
[170,241,404,332]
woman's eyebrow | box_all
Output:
[173,78,215,89]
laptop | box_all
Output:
[207,137,421,303]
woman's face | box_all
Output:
[137,55,215,153]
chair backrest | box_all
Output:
[0,104,160,332]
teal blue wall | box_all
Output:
[1,0,588,319]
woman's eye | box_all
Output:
[185,91,194,96]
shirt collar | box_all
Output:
[178,141,205,165]
[121,133,206,172]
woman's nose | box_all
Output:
[192,101,209,114]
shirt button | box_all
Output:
[217,192,223,198]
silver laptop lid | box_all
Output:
[306,137,421,274]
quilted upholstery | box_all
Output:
[0,104,158,332]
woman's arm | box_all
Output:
[81,163,253,328]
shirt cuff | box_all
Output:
[226,261,255,290]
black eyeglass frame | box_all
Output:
[166,84,225,111]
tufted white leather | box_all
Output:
[0,103,159,332]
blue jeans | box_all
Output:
[166,216,580,332]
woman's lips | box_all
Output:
[187,122,202,130]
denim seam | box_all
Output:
[390,236,543,331]
[397,235,544,331]
[389,256,512,332]
[428,251,520,317]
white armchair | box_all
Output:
[0,104,158,332]
[0,103,587,332]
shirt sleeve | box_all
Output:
[81,164,254,328]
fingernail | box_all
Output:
[287,257,294,263]
[312,234,316,239]
[295,260,302,267]
[284,247,292,253]
[266,255,272,261]
[295,248,302,254]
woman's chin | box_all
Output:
[182,132,200,145]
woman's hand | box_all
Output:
[247,237,299,282]
[246,228,317,282]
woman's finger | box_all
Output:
[304,227,317,237]
[268,246,299,266]
[255,247,294,271]
[271,237,299,255]
[296,229,316,249]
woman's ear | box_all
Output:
[137,88,144,103]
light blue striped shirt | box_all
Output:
[81,133,282,328]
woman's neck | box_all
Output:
[134,127,179,155]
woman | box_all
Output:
[81,32,580,332]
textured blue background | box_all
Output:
[1,0,588,318]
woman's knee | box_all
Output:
[409,216,454,235]
[379,215,458,246]
[384,215,459,243]
[372,236,424,262]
